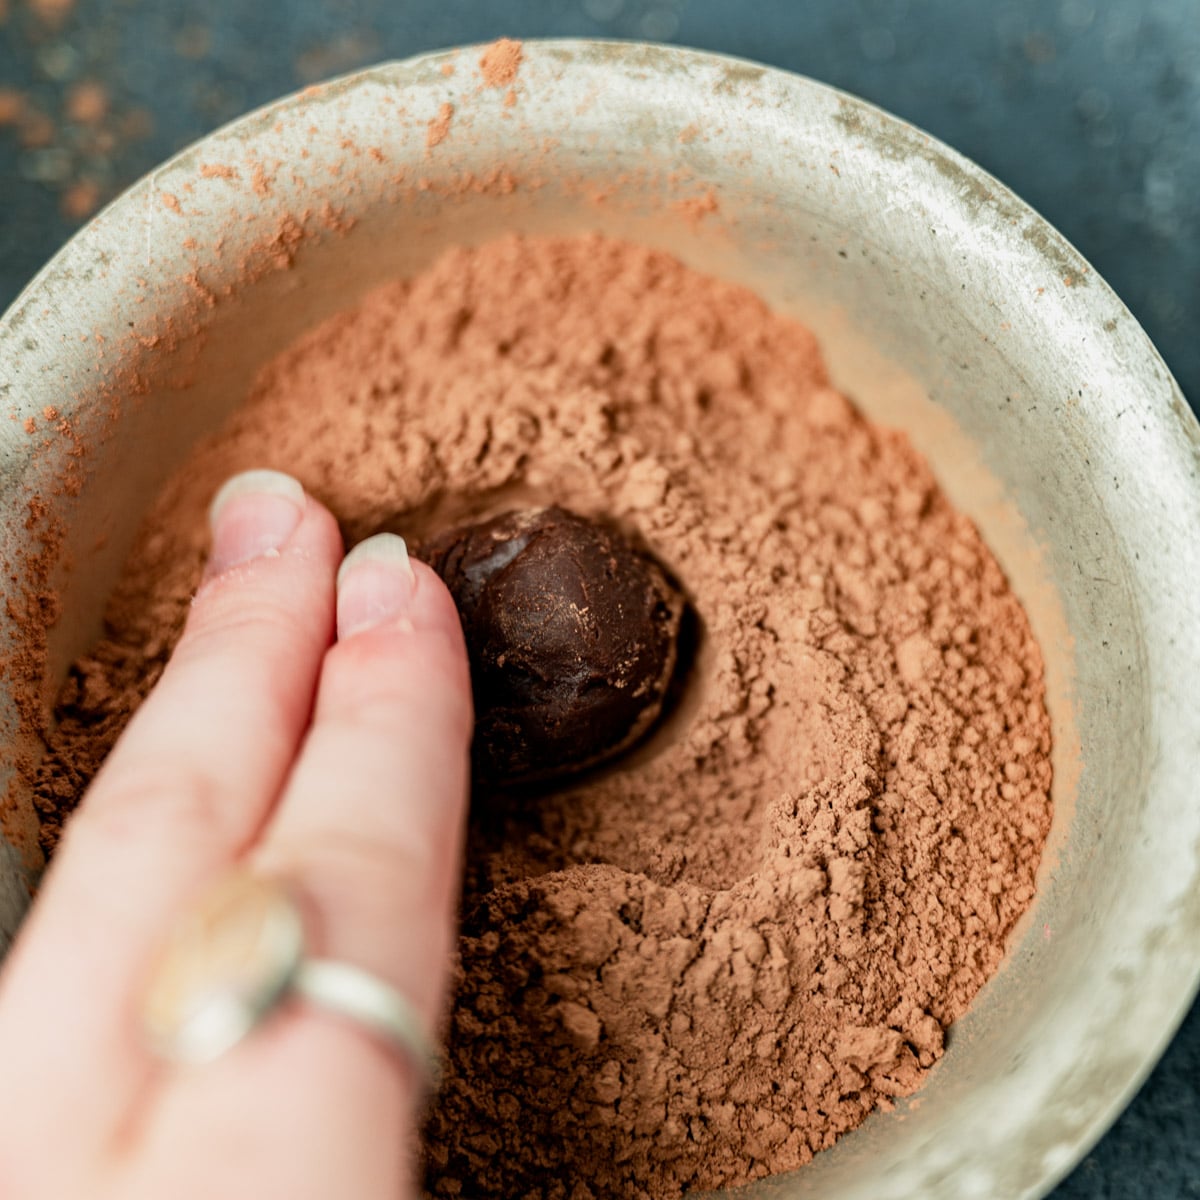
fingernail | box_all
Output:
[336,533,417,638]
[206,469,305,576]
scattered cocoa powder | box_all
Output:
[479,37,523,89]
[63,81,108,126]
[413,165,518,198]
[28,0,73,27]
[426,102,454,150]
[0,88,23,127]
[251,161,273,197]
[30,235,1051,1197]
[16,108,54,150]
[1,481,68,869]
[0,35,152,222]
[61,181,98,221]
[673,189,720,226]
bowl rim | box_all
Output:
[2,37,1199,1200]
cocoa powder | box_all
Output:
[479,38,523,90]
[426,102,454,150]
[30,235,1052,1196]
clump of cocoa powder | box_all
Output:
[30,234,1052,1198]
[479,37,523,89]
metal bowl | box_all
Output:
[1,40,1198,1200]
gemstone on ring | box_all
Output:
[142,871,305,1065]
[141,867,441,1090]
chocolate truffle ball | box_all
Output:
[422,506,685,786]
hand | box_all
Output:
[0,470,473,1200]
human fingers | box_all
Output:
[138,535,471,1198]
[264,535,472,1025]
[0,470,342,1161]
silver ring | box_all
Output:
[140,869,440,1090]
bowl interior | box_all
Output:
[2,41,1199,1200]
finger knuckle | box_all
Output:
[321,637,473,743]
[70,763,235,854]
[178,586,312,667]
[271,828,440,913]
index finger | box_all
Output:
[138,534,473,1194]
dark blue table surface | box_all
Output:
[2,2,1198,1195]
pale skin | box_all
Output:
[0,469,474,1199]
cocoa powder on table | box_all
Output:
[31,234,1052,1197]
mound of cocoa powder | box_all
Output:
[31,234,1052,1198]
